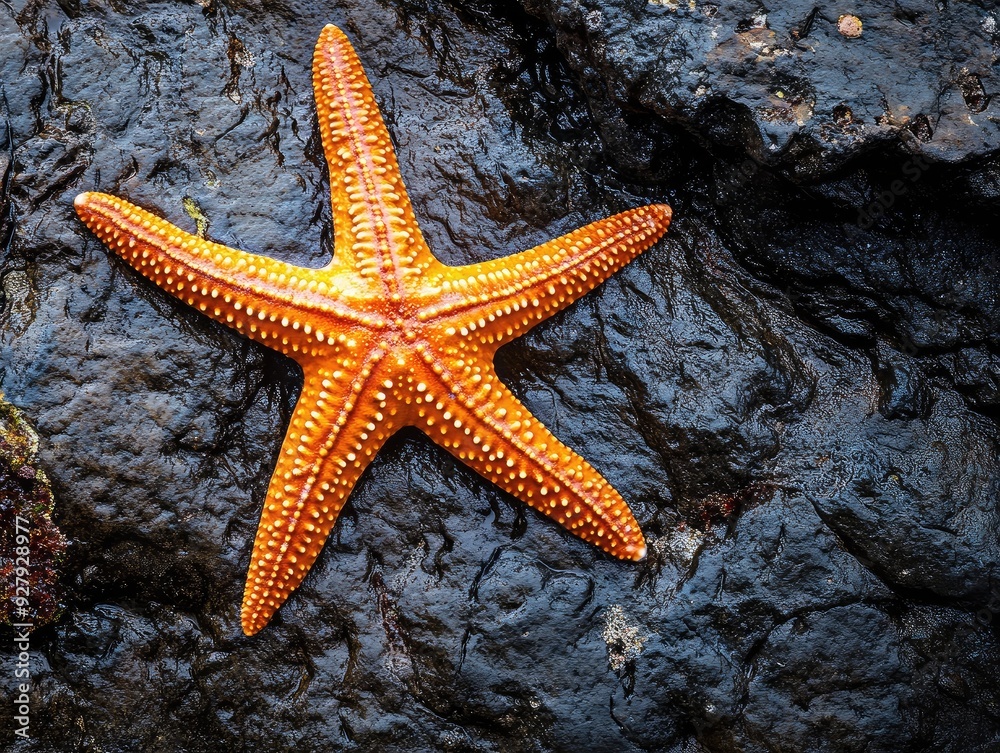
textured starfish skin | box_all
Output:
[75,25,672,635]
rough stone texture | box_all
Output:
[523,0,1000,176]
[1,0,999,752]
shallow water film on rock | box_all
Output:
[1,1,999,752]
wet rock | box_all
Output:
[521,0,1000,178]
[1,0,999,751]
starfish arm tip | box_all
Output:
[241,604,267,636]
[652,203,672,222]
[73,191,116,223]
[615,534,647,562]
[73,191,104,218]
[644,203,672,233]
[241,623,262,637]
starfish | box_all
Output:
[74,24,672,635]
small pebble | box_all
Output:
[838,14,863,38]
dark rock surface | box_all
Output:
[1,1,998,751]
[524,0,1000,176]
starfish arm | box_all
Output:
[419,204,671,347]
[312,25,439,293]
[241,351,396,635]
[74,192,378,353]
[412,347,646,560]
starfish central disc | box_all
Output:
[74,24,672,635]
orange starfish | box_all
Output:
[75,24,672,635]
